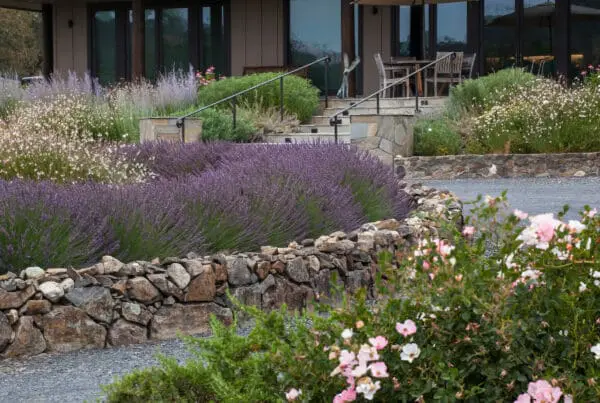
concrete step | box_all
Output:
[323,107,418,117]
[310,115,351,126]
[264,133,351,144]
[297,123,352,135]
[323,96,447,110]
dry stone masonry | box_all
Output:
[395,152,600,180]
[0,184,461,359]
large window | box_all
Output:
[92,11,118,84]
[436,2,467,52]
[522,0,555,74]
[90,2,229,84]
[570,0,600,75]
[395,6,411,56]
[483,0,517,73]
[289,0,342,94]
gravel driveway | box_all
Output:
[1,177,599,402]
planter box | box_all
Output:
[139,118,202,143]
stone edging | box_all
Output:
[0,184,461,359]
[395,152,600,180]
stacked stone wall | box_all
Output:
[0,185,461,359]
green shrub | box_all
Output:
[104,197,600,402]
[448,68,536,117]
[198,108,257,142]
[198,73,320,122]
[413,118,462,156]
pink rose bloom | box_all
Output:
[285,388,302,401]
[514,209,529,220]
[368,336,388,350]
[514,393,531,403]
[530,214,560,243]
[396,320,417,337]
[339,350,356,367]
[422,261,431,270]
[587,208,597,218]
[333,387,357,403]
[527,380,562,403]
[462,226,475,237]
[369,361,389,378]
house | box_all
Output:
[1,0,598,96]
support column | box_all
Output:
[555,0,571,78]
[341,0,356,97]
[42,3,54,78]
[132,0,145,80]
[409,6,424,59]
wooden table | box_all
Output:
[385,60,431,97]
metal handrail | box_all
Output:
[176,56,331,140]
[329,52,457,143]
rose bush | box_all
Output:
[104,195,600,402]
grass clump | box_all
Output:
[413,118,462,156]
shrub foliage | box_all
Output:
[104,196,600,402]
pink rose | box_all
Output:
[527,380,562,403]
[333,387,357,402]
[396,320,417,337]
[514,393,531,403]
[369,361,389,378]
[368,336,388,350]
[462,226,475,237]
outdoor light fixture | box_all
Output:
[372,6,379,14]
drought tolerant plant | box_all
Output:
[413,118,462,156]
[0,143,410,273]
[0,128,150,183]
[447,68,537,117]
[197,72,320,122]
[104,195,600,402]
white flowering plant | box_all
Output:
[104,195,600,402]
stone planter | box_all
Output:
[139,118,202,143]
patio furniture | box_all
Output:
[425,51,464,96]
[384,58,432,97]
[462,53,477,80]
[390,56,415,97]
[374,53,407,98]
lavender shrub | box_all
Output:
[0,143,412,273]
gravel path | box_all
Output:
[1,177,599,402]
[423,177,600,219]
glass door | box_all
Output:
[483,0,517,73]
[289,0,342,94]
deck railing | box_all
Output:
[329,52,457,143]
[176,56,331,141]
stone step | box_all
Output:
[297,123,352,134]
[323,107,418,117]
[310,115,351,126]
[323,96,447,110]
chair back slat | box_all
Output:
[374,53,386,83]
[462,53,477,79]
[435,51,464,77]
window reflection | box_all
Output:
[484,0,517,73]
[161,8,189,72]
[436,2,467,52]
[201,5,227,74]
[522,0,555,74]
[93,11,117,85]
[396,6,411,56]
[570,0,600,75]
[145,10,157,80]
[290,0,341,94]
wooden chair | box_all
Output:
[374,53,407,98]
[462,53,477,80]
[390,56,416,97]
[425,51,464,96]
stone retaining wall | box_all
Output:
[395,152,600,180]
[0,185,461,359]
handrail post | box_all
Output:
[334,114,338,144]
[415,86,420,113]
[280,77,284,122]
[180,117,186,142]
[376,93,380,115]
[324,58,329,108]
[232,97,237,129]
